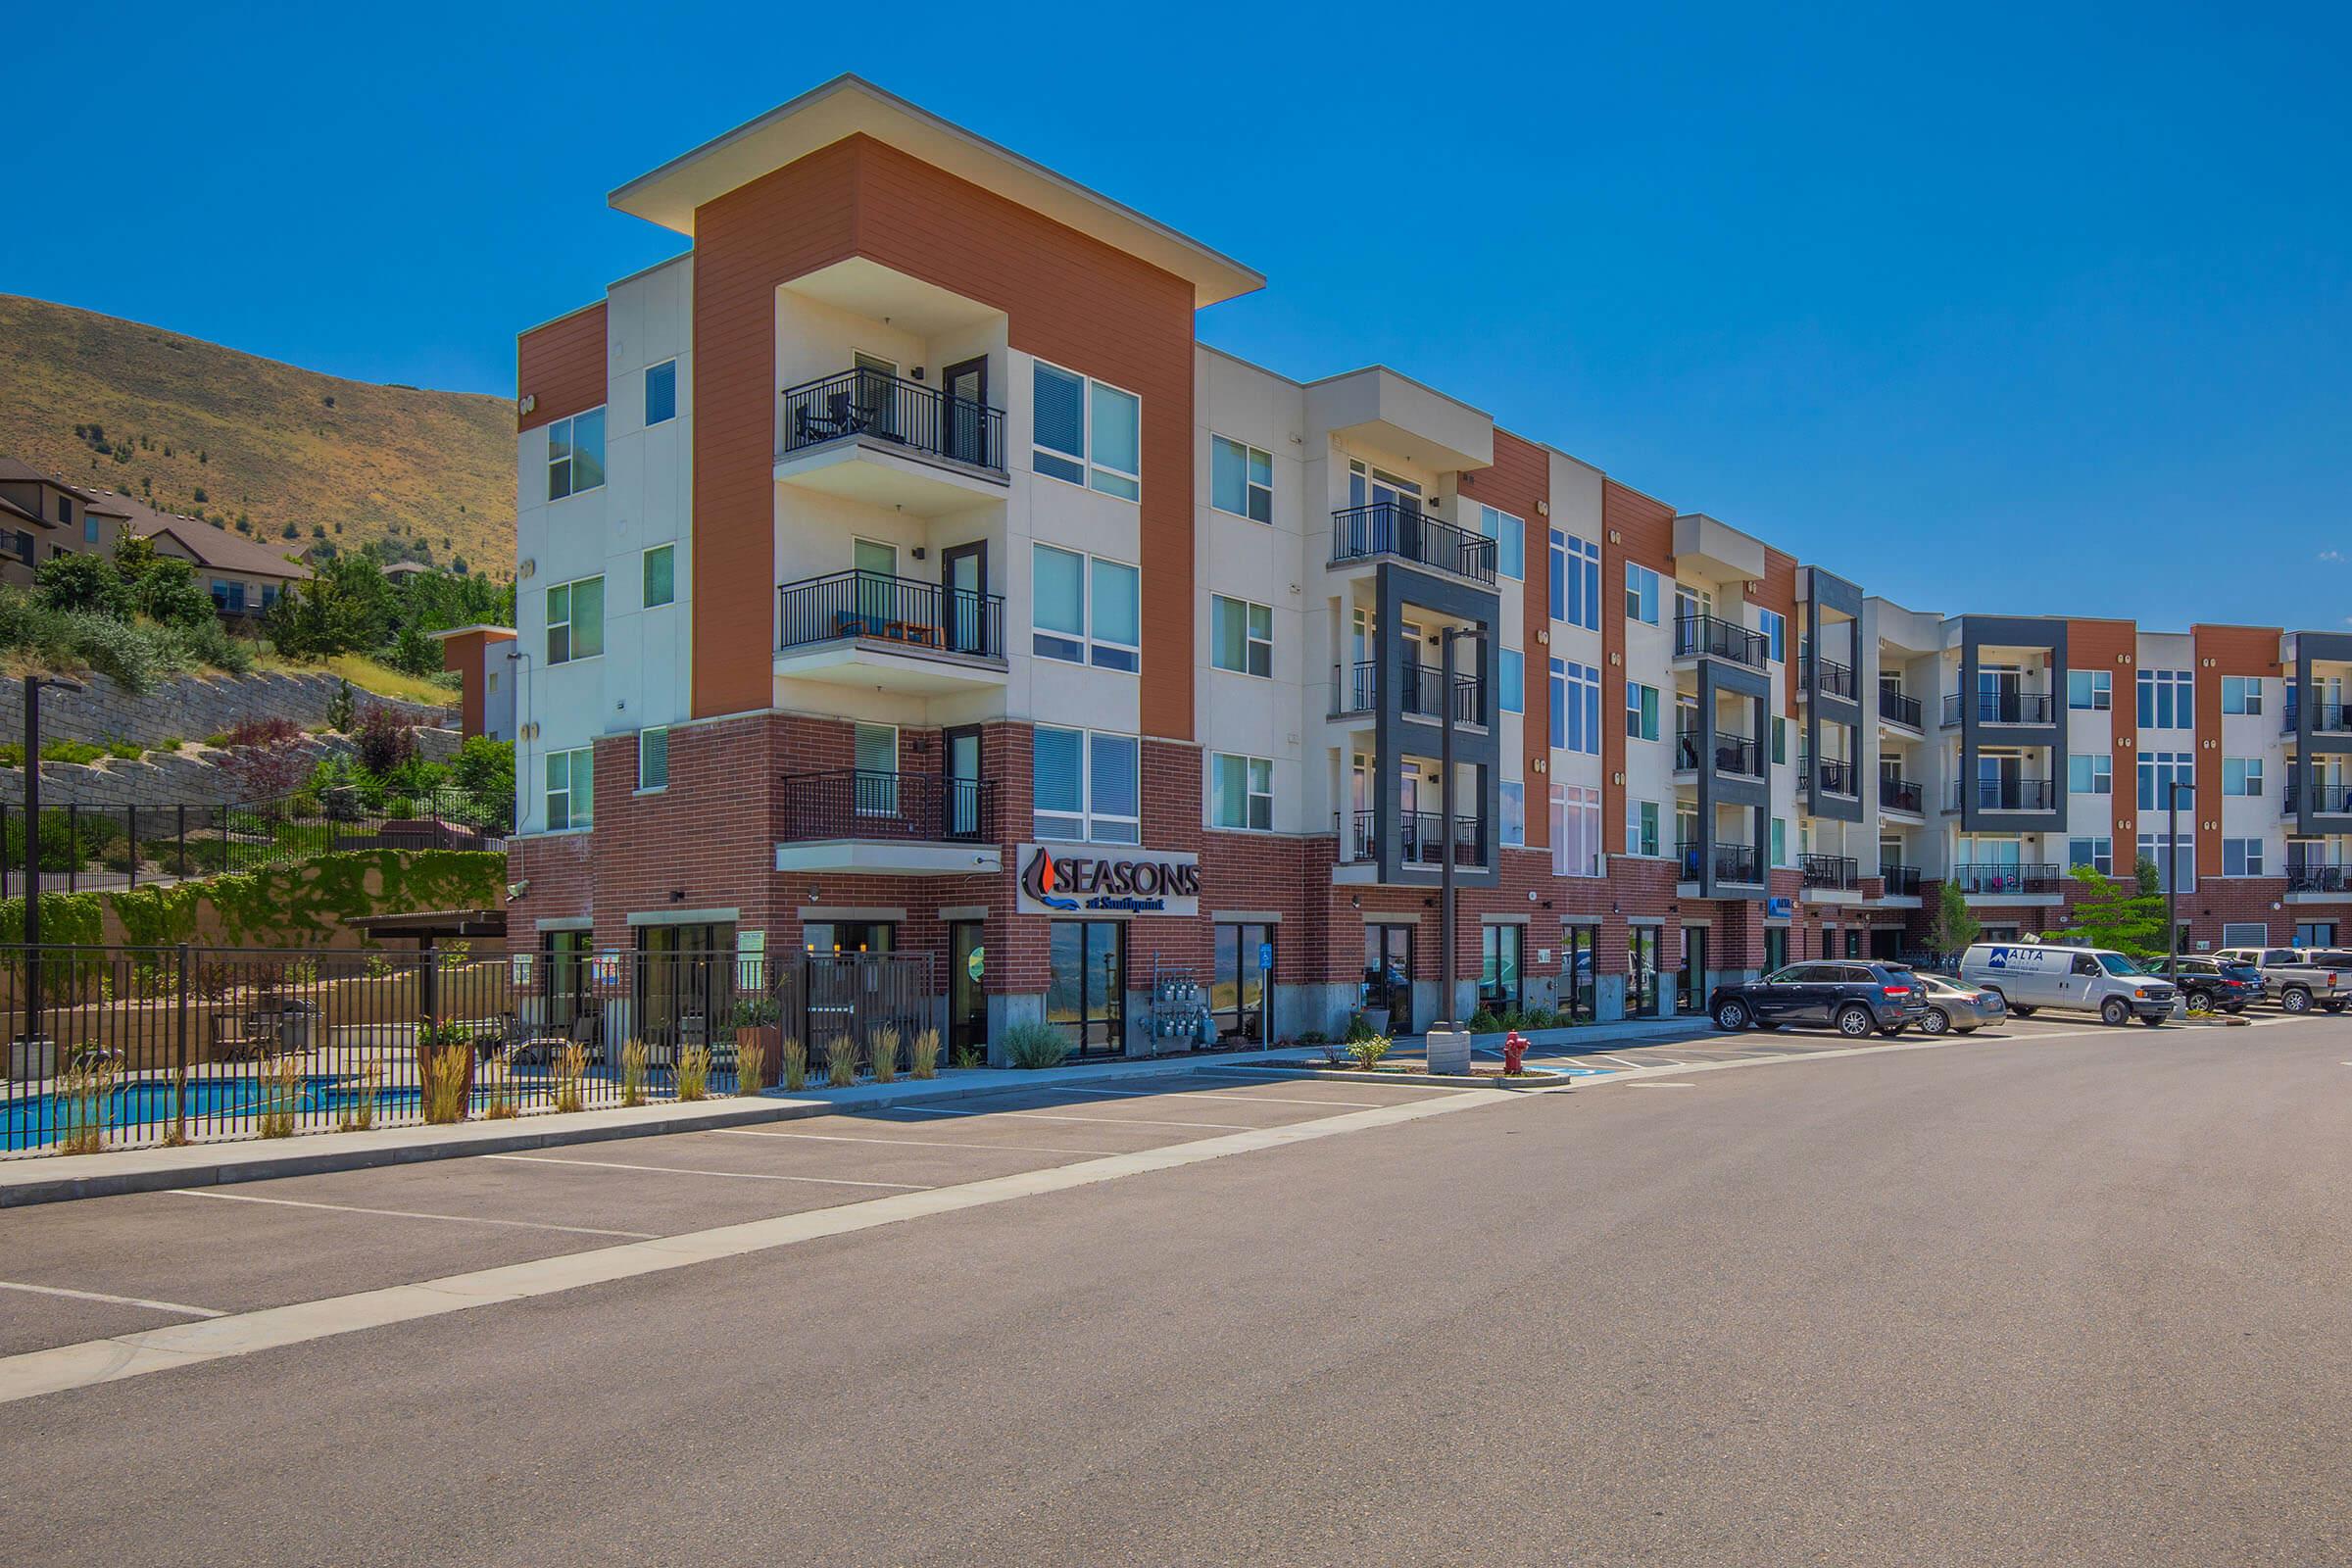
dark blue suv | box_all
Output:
[1708,961,1930,1039]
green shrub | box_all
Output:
[36,555,132,619]
[1348,1033,1394,1071]
[38,740,106,765]
[1343,1011,1376,1044]
[105,740,144,761]
[1467,1008,1502,1033]
[1003,1021,1071,1070]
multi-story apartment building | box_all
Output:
[502,76,2352,1058]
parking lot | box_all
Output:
[0,1070,1482,1361]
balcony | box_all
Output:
[1677,840,1763,886]
[1946,778,2057,812]
[1801,853,1859,891]
[1948,862,2062,896]
[2287,864,2351,894]
[1808,657,1856,701]
[2284,782,2352,815]
[1344,809,1486,869]
[774,367,1008,515]
[1330,503,1496,585]
[2282,703,2352,736]
[1810,757,1860,798]
[1881,863,1923,897]
[1674,613,1770,669]
[775,769,1003,877]
[1675,730,1762,778]
[1878,688,1923,730]
[1398,662,1484,726]
[1332,661,1376,716]
[774,570,1007,693]
[1879,775,1924,814]
[1942,690,2056,727]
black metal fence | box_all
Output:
[777,569,1004,661]
[0,795,509,897]
[1330,502,1497,584]
[779,367,1005,473]
[0,945,942,1159]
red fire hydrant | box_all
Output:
[1501,1030,1529,1076]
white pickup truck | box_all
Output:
[2212,947,2352,1014]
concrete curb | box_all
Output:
[0,1051,1302,1208]
[1202,1063,1578,1092]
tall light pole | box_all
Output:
[21,673,85,1054]
[2165,777,2189,977]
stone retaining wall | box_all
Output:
[0,727,463,809]
[0,669,454,750]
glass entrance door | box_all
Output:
[941,541,987,655]
[1363,925,1412,1034]
[941,356,988,466]
[1562,925,1596,1022]
[949,920,986,1058]
[1479,925,1523,1016]
[1629,928,1661,1018]
[1048,920,1125,1056]
[1679,925,1708,1014]
[945,725,982,838]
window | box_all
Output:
[1628,799,1661,858]
[1499,781,1525,848]
[1553,784,1603,875]
[82,511,98,544]
[644,360,677,426]
[2223,837,2266,877]
[1480,924,1524,1012]
[1773,716,1788,766]
[2139,831,2194,892]
[2137,668,2192,729]
[1210,436,1272,521]
[1625,681,1660,742]
[1478,505,1525,580]
[2069,836,2114,875]
[642,544,675,609]
[1032,361,1140,500]
[636,727,668,791]
[545,576,605,664]
[58,496,73,530]
[1771,817,1788,867]
[2222,676,2263,715]
[2137,751,2193,810]
[1209,595,1272,677]
[1210,754,1273,831]
[1031,545,1139,671]
[2069,669,2112,710]
[1553,531,1600,630]
[1498,649,1524,714]
[1624,563,1660,625]
[1553,660,1601,755]
[1756,609,1787,664]
[546,746,593,830]
[1033,726,1140,844]
[2068,753,2111,795]
[2223,758,2264,796]
[546,408,606,500]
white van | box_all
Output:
[1958,942,2180,1026]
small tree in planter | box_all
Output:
[731,997,781,1091]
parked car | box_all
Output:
[1708,961,1929,1039]
[2163,955,2266,1014]
[2211,948,2352,1014]
[1958,942,2179,1026]
[1910,972,2007,1034]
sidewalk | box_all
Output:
[0,1045,1314,1208]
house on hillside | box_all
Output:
[0,455,311,616]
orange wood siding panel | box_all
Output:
[687,134,1199,731]
[1759,549,1799,709]
[2069,618,2139,858]
[1463,430,1550,847]
[1602,479,1677,854]
[515,304,608,434]
[2192,624,2283,874]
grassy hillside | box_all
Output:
[0,294,514,576]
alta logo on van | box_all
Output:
[1015,845,1200,916]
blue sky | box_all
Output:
[7,2,2347,630]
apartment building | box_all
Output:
[502,75,2352,1058]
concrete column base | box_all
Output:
[1425,1028,1472,1075]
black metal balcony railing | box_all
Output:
[1674,613,1770,669]
[2282,703,2352,735]
[1331,502,1497,585]
[1674,731,1762,777]
[1810,657,1856,700]
[1881,863,1923,896]
[1947,777,2057,812]
[1713,842,1763,884]
[779,770,996,844]
[779,367,1005,473]
[1879,775,1924,813]
[1942,690,2056,726]
[777,570,1004,661]
[1333,661,1377,714]
[1814,758,1859,797]
[2287,864,2351,894]
[1347,809,1485,867]
[1397,662,1483,725]
[1948,861,2062,896]
[1879,688,1923,729]
[2286,781,2352,814]
[1801,853,1859,891]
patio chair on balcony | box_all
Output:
[794,390,857,446]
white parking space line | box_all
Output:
[713,1129,1129,1157]
[898,1107,1261,1132]
[1627,1082,1696,1090]
[485,1153,933,1191]
[0,1279,224,1320]
[1038,1085,1400,1109]
[1596,1054,1649,1068]
[168,1188,659,1240]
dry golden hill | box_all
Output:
[0,293,514,576]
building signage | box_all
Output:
[1766,897,1794,918]
[1016,844,1200,917]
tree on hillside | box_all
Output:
[2064,859,2167,959]
[1929,878,1980,961]
[131,558,215,630]
[35,555,132,620]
